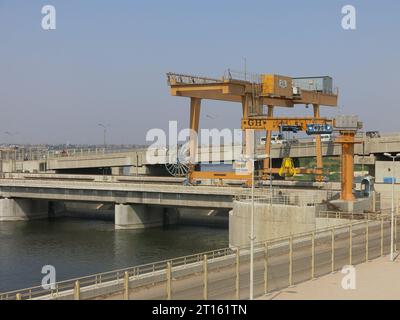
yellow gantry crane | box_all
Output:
[167,71,359,201]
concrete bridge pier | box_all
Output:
[0,198,51,221]
[114,204,179,229]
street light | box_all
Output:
[4,131,20,164]
[242,152,268,300]
[243,57,247,81]
[98,124,109,149]
[384,152,400,261]
[268,155,273,207]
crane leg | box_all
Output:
[189,98,201,182]
[263,105,274,176]
[313,104,324,181]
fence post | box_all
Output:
[395,216,398,252]
[264,242,268,294]
[166,262,172,300]
[74,280,80,300]
[366,220,369,262]
[16,293,21,300]
[331,228,335,273]
[236,249,240,300]
[203,255,208,300]
[381,216,384,257]
[123,271,129,300]
[311,232,315,279]
[349,223,353,265]
[289,236,293,287]
[397,195,399,215]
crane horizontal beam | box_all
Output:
[169,76,338,107]
[242,117,333,131]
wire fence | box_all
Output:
[317,211,385,221]
[234,194,322,207]
[2,214,398,300]
[0,147,145,161]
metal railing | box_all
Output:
[46,147,145,159]
[0,246,233,300]
[166,72,221,85]
[223,69,262,84]
[234,194,321,207]
[317,211,388,221]
[3,213,397,300]
[0,147,145,161]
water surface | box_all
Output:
[0,217,228,292]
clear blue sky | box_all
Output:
[0,0,399,145]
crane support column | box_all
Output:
[337,131,357,201]
[313,104,323,181]
[189,98,201,180]
[342,142,355,201]
[263,105,274,173]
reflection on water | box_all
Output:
[0,217,228,292]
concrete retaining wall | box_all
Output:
[229,201,317,247]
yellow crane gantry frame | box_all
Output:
[167,72,339,182]
[167,72,362,202]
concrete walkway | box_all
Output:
[260,255,400,300]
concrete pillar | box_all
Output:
[111,167,124,176]
[115,204,179,229]
[129,165,148,176]
[0,198,50,221]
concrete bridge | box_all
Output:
[0,174,338,233]
[0,179,238,229]
[2,133,400,175]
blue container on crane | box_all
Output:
[306,124,333,135]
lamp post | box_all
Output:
[243,57,247,81]
[4,131,20,165]
[269,155,273,207]
[243,153,268,300]
[384,152,400,261]
[98,124,109,150]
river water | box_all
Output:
[0,217,228,292]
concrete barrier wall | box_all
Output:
[229,201,316,247]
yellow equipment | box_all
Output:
[279,158,296,177]
[261,74,293,98]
